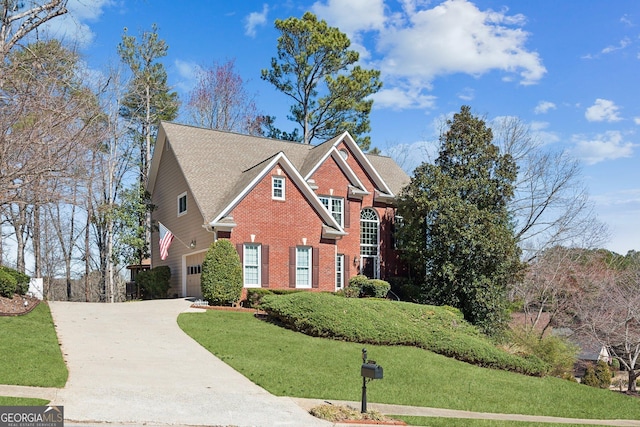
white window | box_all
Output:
[360,208,379,256]
[319,196,343,226]
[243,244,261,288]
[336,254,344,290]
[177,192,187,216]
[296,246,312,288]
[272,176,285,200]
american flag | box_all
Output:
[158,222,174,261]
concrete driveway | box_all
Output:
[49,299,329,427]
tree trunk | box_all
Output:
[628,370,638,393]
[33,204,41,277]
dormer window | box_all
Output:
[272,177,285,200]
[339,148,348,160]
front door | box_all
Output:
[360,208,380,279]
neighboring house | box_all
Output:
[147,122,410,299]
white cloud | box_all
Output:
[312,0,546,111]
[602,37,631,54]
[244,4,269,38]
[371,87,436,110]
[634,117,640,125]
[457,87,475,101]
[312,0,386,36]
[573,131,635,165]
[38,0,114,48]
[585,99,622,122]
[534,100,556,114]
[375,0,546,91]
[174,59,201,92]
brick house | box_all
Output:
[147,122,410,299]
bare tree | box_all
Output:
[90,65,135,302]
[0,0,68,61]
[571,259,640,392]
[492,117,608,261]
[186,59,263,135]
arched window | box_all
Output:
[360,208,379,278]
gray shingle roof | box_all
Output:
[151,122,409,223]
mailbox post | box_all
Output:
[360,348,383,413]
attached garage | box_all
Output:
[184,251,206,298]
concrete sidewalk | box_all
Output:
[47,299,329,427]
[294,398,640,426]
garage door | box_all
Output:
[185,252,206,298]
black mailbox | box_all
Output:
[361,363,383,379]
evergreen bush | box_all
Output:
[582,364,598,387]
[0,266,30,295]
[201,239,242,306]
[362,279,390,298]
[136,266,171,299]
[344,275,391,298]
[345,275,368,297]
[594,360,611,388]
[583,361,611,389]
[0,269,18,298]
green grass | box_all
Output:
[178,310,640,421]
[396,416,599,427]
[0,396,49,406]
[0,303,68,387]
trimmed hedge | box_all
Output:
[136,266,171,299]
[201,239,242,306]
[245,288,303,308]
[343,275,390,298]
[260,292,548,376]
[0,266,30,297]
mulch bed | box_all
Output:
[0,294,40,316]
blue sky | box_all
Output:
[46,0,639,255]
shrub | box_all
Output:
[582,364,598,387]
[345,275,369,297]
[611,358,620,372]
[594,360,611,388]
[582,360,611,389]
[362,279,390,298]
[0,266,30,296]
[509,327,578,378]
[0,269,18,298]
[344,275,391,298]
[245,288,302,308]
[201,239,242,306]
[136,266,171,299]
[260,292,549,376]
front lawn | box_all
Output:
[0,303,68,387]
[0,396,49,406]
[178,309,640,421]
[395,417,599,427]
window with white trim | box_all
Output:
[296,246,312,288]
[177,192,187,216]
[360,208,379,256]
[319,196,343,226]
[272,177,285,200]
[243,244,261,288]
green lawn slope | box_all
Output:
[179,304,640,421]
